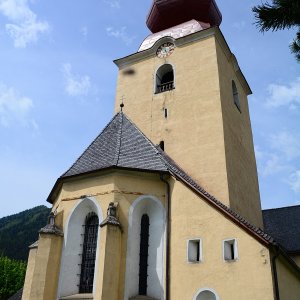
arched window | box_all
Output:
[232,80,241,112]
[194,289,219,300]
[155,64,175,94]
[79,212,99,293]
[138,214,150,295]
[124,196,165,300]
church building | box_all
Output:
[21,0,300,299]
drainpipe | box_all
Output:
[271,246,280,300]
[160,173,171,300]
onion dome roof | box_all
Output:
[146,0,222,33]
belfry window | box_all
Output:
[138,214,150,295]
[232,80,241,112]
[155,64,175,94]
[79,212,99,293]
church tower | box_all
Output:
[114,0,263,228]
[21,1,300,300]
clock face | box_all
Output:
[156,42,175,58]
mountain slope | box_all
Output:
[0,206,50,261]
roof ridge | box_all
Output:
[114,112,124,166]
[61,113,121,178]
[121,113,162,155]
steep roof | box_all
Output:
[62,112,168,177]
[263,205,300,253]
[52,112,275,247]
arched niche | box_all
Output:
[193,288,220,300]
[124,195,166,300]
[57,197,103,298]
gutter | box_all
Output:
[160,173,171,300]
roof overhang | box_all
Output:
[47,166,169,204]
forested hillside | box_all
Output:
[0,206,50,261]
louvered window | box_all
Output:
[79,213,99,293]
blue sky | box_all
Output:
[0,0,299,218]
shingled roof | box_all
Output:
[50,112,278,248]
[263,205,300,253]
[62,112,168,177]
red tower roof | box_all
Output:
[146,0,222,33]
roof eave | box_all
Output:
[47,166,169,204]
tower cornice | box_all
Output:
[114,26,252,95]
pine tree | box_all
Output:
[253,0,300,61]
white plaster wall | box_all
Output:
[57,197,103,299]
[124,195,166,300]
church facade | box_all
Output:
[22,1,300,299]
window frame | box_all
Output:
[187,238,203,264]
[223,238,238,262]
[154,63,176,94]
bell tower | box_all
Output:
[114,0,263,228]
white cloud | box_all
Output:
[106,26,135,45]
[261,154,289,177]
[0,0,49,48]
[80,26,88,37]
[62,63,92,97]
[270,131,300,161]
[289,171,300,195]
[103,0,120,9]
[266,77,300,109]
[0,82,34,127]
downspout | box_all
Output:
[160,173,170,300]
[271,246,280,300]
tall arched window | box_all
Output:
[79,212,99,293]
[138,214,150,295]
[124,196,165,300]
[232,80,241,112]
[155,64,175,94]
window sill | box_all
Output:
[130,296,159,300]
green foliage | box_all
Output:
[253,0,300,61]
[0,206,50,261]
[0,256,26,300]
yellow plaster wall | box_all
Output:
[29,234,63,300]
[169,178,274,300]
[276,256,300,300]
[97,226,122,300]
[22,247,37,300]
[292,255,300,268]
[52,170,166,300]
[215,38,263,228]
[115,35,230,207]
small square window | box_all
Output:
[223,239,238,262]
[187,239,202,263]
